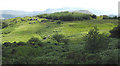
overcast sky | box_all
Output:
[0,0,119,13]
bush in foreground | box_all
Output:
[52,33,64,43]
[109,25,120,38]
[84,26,109,53]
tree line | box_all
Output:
[36,11,97,21]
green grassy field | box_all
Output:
[2,18,118,43]
[2,14,120,64]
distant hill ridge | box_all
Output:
[70,10,93,14]
[1,7,117,19]
[1,9,93,19]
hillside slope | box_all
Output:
[2,16,118,43]
[2,13,119,64]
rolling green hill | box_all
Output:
[2,15,118,43]
[2,12,119,64]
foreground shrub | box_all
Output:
[53,33,64,43]
[16,42,26,46]
[27,37,43,47]
[3,46,42,64]
[91,14,97,19]
[109,26,120,38]
[3,42,11,47]
[84,26,109,53]
[62,39,69,45]
[100,49,119,64]
[85,53,102,64]
[108,38,120,49]
[2,22,9,28]
[56,20,62,24]
[65,49,86,64]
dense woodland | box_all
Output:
[1,11,120,64]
